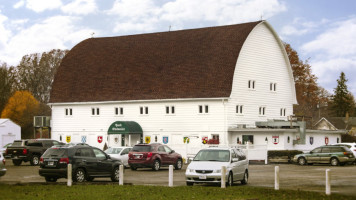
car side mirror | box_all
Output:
[171,150,175,154]
[232,158,239,162]
[107,155,111,159]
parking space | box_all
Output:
[1,160,356,196]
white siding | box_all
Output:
[0,119,21,146]
[51,99,228,150]
[227,22,296,128]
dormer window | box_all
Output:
[270,83,277,91]
[248,80,255,89]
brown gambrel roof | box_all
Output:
[49,21,261,103]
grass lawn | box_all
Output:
[0,184,354,200]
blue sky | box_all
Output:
[0,0,355,97]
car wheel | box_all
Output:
[12,160,22,166]
[330,157,339,166]
[174,159,183,170]
[86,177,95,181]
[45,176,58,182]
[111,167,120,182]
[227,172,233,186]
[298,157,307,166]
[30,155,40,166]
[152,160,160,171]
[130,166,137,171]
[241,170,248,185]
[73,168,86,182]
[186,181,193,186]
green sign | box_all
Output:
[108,121,143,135]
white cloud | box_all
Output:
[25,0,62,12]
[0,15,96,65]
[13,0,25,9]
[280,18,325,37]
[301,17,356,95]
[61,0,97,15]
[107,0,287,33]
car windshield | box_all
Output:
[105,148,123,154]
[132,145,152,152]
[193,149,230,162]
[42,148,67,157]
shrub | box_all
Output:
[268,150,303,159]
[341,134,356,142]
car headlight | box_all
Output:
[186,168,195,173]
[214,169,221,173]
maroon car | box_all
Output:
[128,143,183,171]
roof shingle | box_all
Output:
[49,21,261,103]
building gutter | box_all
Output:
[48,97,230,106]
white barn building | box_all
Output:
[0,119,21,147]
[49,21,342,158]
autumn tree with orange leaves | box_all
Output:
[1,91,40,138]
[284,42,331,124]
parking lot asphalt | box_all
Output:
[1,160,356,196]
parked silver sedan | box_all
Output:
[185,147,249,186]
[104,147,132,167]
[0,153,6,177]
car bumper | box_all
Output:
[39,168,67,178]
[0,168,6,177]
[338,157,356,163]
[185,172,227,183]
[128,159,154,168]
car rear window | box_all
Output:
[331,147,345,152]
[132,145,152,152]
[12,141,24,146]
[42,148,67,157]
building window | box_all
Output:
[115,107,124,115]
[270,83,277,91]
[199,105,209,114]
[166,106,175,115]
[280,108,286,116]
[91,108,100,116]
[248,80,255,89]
[65,108,72,116]
[236,105,243,114]
[259,106,266,116]
[242,135,254,144]
[140,106,148,115]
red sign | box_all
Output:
[272,136,279,144]
[98,136,103,143]
[325,137,329,145]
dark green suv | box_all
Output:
[293,145,355,166]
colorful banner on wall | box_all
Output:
[183,137,190,144]
[272,136,279,144]
[163,136,168,144]
[81,136,87,143]
[66,136,71,143]
[202,136,208,144]
[145,136,151,144]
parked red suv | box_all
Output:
[128,143,183,171]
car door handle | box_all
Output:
[82,160,86,162]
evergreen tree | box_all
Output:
[331,72,354,117]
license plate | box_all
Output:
[199,175,207,180]
[48,161,54,166]
[13,156,18,159]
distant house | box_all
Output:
[314,117,338,131]
[49,20,341,157]
[0,119,21,147]
[326,117,356,136]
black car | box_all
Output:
[39,144,122,182]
